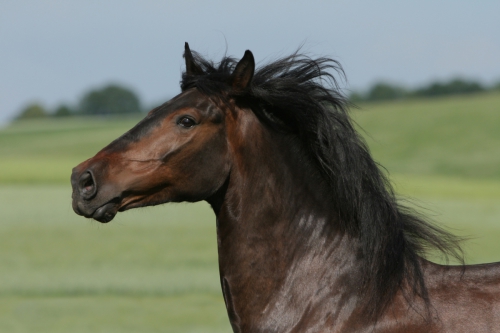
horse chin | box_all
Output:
[92,202,119,223]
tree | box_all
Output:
[16,103,48,120]
[366,82,407,101]
[348,91,365,103]
[493,81,500,91]
[414,78,484,97]
[78,84,141,115]
[53,104,73,117]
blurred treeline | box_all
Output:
[350,78,500,103]
[15,84,159,120]
[15,78,500,121]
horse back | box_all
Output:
[424,260,500,332]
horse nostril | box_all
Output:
[79,171,97,200]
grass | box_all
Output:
[0,295,226,333]
[1,181,499,331]
[353,92,500,180]
[2,92,499,183]
[0,185,231,333]
[389,174,500,264]
[0,91,499,331]
[0,116,142,183]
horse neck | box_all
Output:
[207,114,363,330]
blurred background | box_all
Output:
[1,1,499,332]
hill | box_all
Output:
[1,92,499,184]
[0,116,142,183]
[353,91,500,180]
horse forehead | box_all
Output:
[138,90,217,130]
[158,89,214,115]
[103,90,217,153]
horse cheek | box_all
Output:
[174,132,230,202]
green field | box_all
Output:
[0,186,229,333]
[353,92,500,180]
[1,92,499,332]
[0,116,144,184]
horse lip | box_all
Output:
[74,199,119,223]
[91,202,119,223]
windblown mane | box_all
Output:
[181,50,463,318]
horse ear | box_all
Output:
[231,50,255,90]
[184,42,204,76]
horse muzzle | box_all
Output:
[71,163,120,223]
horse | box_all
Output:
[71,43,500,332]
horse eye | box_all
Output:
[178,116,196,128]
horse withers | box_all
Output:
[71,43,500,332]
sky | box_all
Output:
[1,1,499,123]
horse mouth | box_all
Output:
[91,202,119,223]
[73,199,120,223]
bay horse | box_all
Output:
[71,43,500,332]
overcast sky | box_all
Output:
[1,1,499,123]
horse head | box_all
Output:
[71,43,255,222]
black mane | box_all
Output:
[181,49,463,318]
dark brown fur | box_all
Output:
[71,44,500,332]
